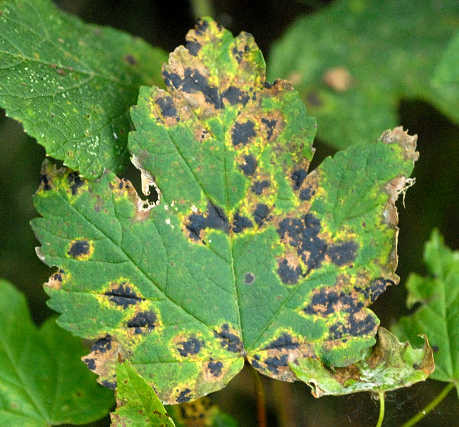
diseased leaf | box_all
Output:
[32,18,418,403]
[0,279,114,426]
[168,397,238,426]
[290,327,434,397]
[393,230,459,393]
[111,361,175,426]
[0,0,166,177]
[432,31,459,112]
[269,0,459,149]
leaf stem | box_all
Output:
[190,0,215,20]
[375,391,385,427]
[251,366,267,427]
[402,382,454,427]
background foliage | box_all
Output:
[0,0,457,425]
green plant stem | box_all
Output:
[251,367,267,427]
[376,391,385,427]
[402,382,454,427]
[190,0,215,19]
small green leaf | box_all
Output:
[0,0,166,177]
[168,397,238,426]
[32,18,418,403]
[269,0,459,149]
[111,361,175,426]
[290,327,434,397]
[0,279,114,426]
[393,230,459,394]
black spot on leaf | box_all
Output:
[208,360,223,376]
[299,186,315,201]
[327,241,358,266]
[214,324,242,353]
[68,172,84,195]
[185,40,201,56]
[101,380,116,390]
[127,311,156,331]
[261,118,277,140]
[231,121,256,146]
[329,313,377,340]
[124,54,137,65]
[91,335,112,353]
[222,86,249,106]
[304,288,363,317]
[83,358,96,370]
[177,389,192,403]
[277,259,302,285]
[264,354,288,374]
[105,283,143,308]
[232,212,253,233]
[244,272,255,284]
[253,204,270,226]
[264,333,299,350]
[239,154,257,176]
[187,202,229,240]
[251,180,270,195]
[194,19,209,35]
[68,239,90,258]
[40,173,51,191]
[177,337,202,356]
[156,96,178,118]
[291,169,307,190]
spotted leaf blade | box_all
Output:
[111,361,175,426]
[269,0,459,149]
[393,230,459,393]
[0,0,166,177]
[290,328,434,397]
[0,279,114,425]
[32,19,418,404]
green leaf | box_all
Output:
[268,0,459,149]
[0,279,114,426]
[393,230,459,393]
[0,0,166,177]
[32,18,418,403]
[432,31,459,112]
[290,327,434,397]
[168,397,238,427]
[111,361,175,426]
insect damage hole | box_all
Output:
[127,155,160,210]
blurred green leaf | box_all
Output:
[291,327,434,397]
[111,361,175,426]
[0,279,114,426]
[393,230,459,394]
[0,0,167,177]
[269,0,459,149]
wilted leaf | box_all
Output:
[432,31,459,113]
[0,279,113,426]
[111,361,175,426]
[269,0,459,149]
[393,230,459,393]
[168,397,238,427]
[290,327,434,397]
[0,0,166,177]
[32,18,418,403]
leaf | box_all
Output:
[432,31,459,112]
[0,0,166,177]
[393,230,459,393]
[111,361,175,426]
[168,397,238,427]
[268,0,459,149]
[0,279,114,426]
[31,18,418,403]
[290,327,434,397]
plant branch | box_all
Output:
[375,391,385,427]
[251,367,267,427]
[402,382,454,427]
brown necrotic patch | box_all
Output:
[213,324,242,354]
[104,281,144,308]
[186,202,229,241]
[67,239,93,260]
[45,268,67,290]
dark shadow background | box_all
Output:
[0,1,457,426]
